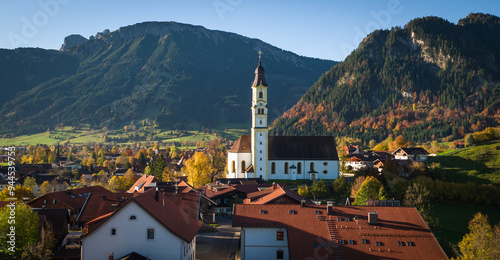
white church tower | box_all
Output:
[250,51,269,180]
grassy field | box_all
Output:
[430,200,500,257]
[429,141,500,185]
[0,126,248,146]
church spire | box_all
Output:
[252,51,268,87]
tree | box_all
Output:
[311,180,329,199]
[353,176,387,205]
[162,167,174,182]
[39,181,51,196]
[0,186,34,201]
[350,176,366,197]
[369,139,377,149]
[150,154,167,180]
[465,133,474,147]
[169,146,179,159]
[108,176,124,191]
[206,139,227,182]
[453,213,500,260]
[23,176,37,190]
[0,203,40,258]
[123,169,139,189]
[184,152,212,188]
[298,185,310,198]
[333,176,350,196]
[22,223,56,260]
[138,152,146,165]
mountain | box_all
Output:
[0,22,335,136]
[271,13,500,144]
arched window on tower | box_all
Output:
[231,160,236,173]
[241,160,246,173]
[297,162,302,174]
[284,162,289,174]
[310,162,315,171]
[259,91,263,99]
[271,162,276,174]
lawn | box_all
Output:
[430,200,500,257]
[429,141,500,185]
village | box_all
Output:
[2,59,498,260]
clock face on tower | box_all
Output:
[258,102,263,107]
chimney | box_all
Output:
[368,211,378,225]
[272,182,277,190]
[108,253,114,260]
[300,200,306,207]
[327,201,334,215]
[155,187,159,201]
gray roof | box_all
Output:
[268,136,338,160]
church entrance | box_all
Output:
[311,174,316,180]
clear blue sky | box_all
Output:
[1,0,499,61]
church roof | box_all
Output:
[229,135,251,153]
[268,136,339,160]
[229,135,339,160]
[252,61,268,87]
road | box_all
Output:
[196,215,240,260]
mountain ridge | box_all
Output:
[271,13,500,144]
[0,21,335,136]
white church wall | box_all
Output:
[267,160,339,180]
[227,152,252,178]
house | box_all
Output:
[393,147,429,162]
[227,57,339,181]
[244,183,311,205]
[345,156,369,171]
[80,188,201,260]
[27,186,112,226]
[33,208,70,246]
[233,203,448,260]
[344,145,363,154]
[202,182,271,214]
[127,174,159,193]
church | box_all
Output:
[226,54,339,181]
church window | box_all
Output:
[284,162,289,174]
[297,162,302,174]
[323,170,328,174]
[241,160,246,173]
[260,133,262,136]
[260,158,262,161]
[310,162,315,171]
[259,91,263,99]
[323,162,328,166]
[260,141,262,145]
[271,162,276,174]
[260,150,262,153]
[231,161,236,173]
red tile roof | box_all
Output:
[228,135,252,153]
[233,204,448,260]
[127,175,158,193]
[248,184,310,205]
[85,189,201,242]
[28,186,112,210]
[76,192,134,223]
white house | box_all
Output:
[227,55,339,181]
[393,147,429,162]
[80,188,201,260]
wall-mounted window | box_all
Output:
[147,229,155,239]
[277,231,284,241]
[111,228,116,236]
[297,162,302,174]
[271,162,276,174]
[130,215,137,220]
[259,91,263,99]
[310,162,315,171]
[277,250,284,259]
[323,170,328,174]
[323,162,328,166]
[231,160,236,173]
[241,160,246,173]
[284,162,289,174]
